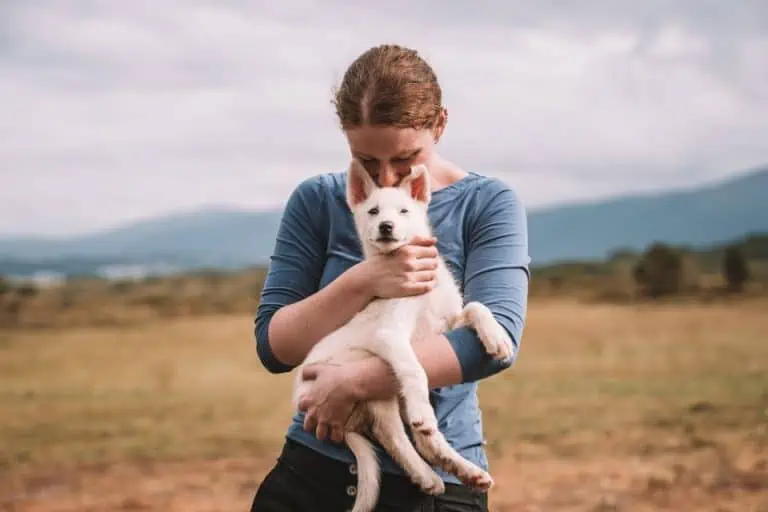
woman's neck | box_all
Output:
[425,155,467,191]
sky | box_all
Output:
[1,0,767,236]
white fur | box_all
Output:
[292,162,514,512]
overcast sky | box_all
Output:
[1,0,767,236]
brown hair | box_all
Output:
[333,44,443,130]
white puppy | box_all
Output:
[293,162,514,512]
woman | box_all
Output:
[250,44,530,512]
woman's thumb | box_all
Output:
[411,235,437,246]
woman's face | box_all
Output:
[344,124,442,187]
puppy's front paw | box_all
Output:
[478,321,514,361]
[462,302,514,361]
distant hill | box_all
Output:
[528,166,768,264]
[1,166,767,278]
[0,208,283,277]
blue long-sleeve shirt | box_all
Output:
[255,170,530,482]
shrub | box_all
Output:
[633,243,685,298]
[722,244,750,292]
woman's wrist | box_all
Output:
[344,259,375,302]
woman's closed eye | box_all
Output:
[393,149,421,164]
[358,158,379,174]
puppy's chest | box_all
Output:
[412,290,460,341]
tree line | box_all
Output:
[633,241,751,298]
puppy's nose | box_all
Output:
[379,221,394,237]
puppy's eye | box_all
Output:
[368,207,379,216]
[400,208,409,214]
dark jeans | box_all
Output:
[250,439,488,512]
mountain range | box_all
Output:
[1,166,767,278]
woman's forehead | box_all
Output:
[346,125,429,157]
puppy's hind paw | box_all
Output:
[414,469,445,495]
[459,466,494,491]
[407,402,439,437]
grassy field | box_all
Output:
[1,298,767,511]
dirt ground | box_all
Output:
[2,448,767,512]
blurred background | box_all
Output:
[1,1,767,511]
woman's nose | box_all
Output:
[376,166,400,187]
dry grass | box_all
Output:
[1,298,767,511]
[3,264,766,330]
[0,269,267,329]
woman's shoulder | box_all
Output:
[445,172,526,220]
[461,172,522,200]
[285,171,347,208]
[455,173,531,265]
[289,171,343,194]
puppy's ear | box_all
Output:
[400,164,431,204]
[346,160,376,207]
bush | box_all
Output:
[633,243,685,298]
[0,275,11,296]
[722,244,750,292]
[15,283,38,298]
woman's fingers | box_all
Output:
[402,279,437,296]
[410,244,439,260]
[330,424,345,444]
[410,235,437,247]
[409,270,437,283]
[406,257,438,271]
[303,410,317,432]
[315,422,329,442]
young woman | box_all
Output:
[250,44,530,512]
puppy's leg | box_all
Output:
[366,330,438,438]
[451,302,514,360]
[410,420,494,491]
[367,399,444,495]
[365,334,493,490]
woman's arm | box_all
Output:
[264,263,373,369]
[255,176,336,373]
[296,334,462,443]
[442,180,530,382]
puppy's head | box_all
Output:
[346,161,432,255]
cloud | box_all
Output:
[1,1,767,235]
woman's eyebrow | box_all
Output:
[394,148,421,159]
[353,148,421,160]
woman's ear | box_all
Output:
[434,107,448,143]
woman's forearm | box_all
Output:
[347,333,463,401]
[268,263,372,367]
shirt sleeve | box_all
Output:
[444,179,531,383]
[254,176,328,374]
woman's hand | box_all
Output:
[297,357,401,443]
[357,236,439,299]
[297,362,360,444]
